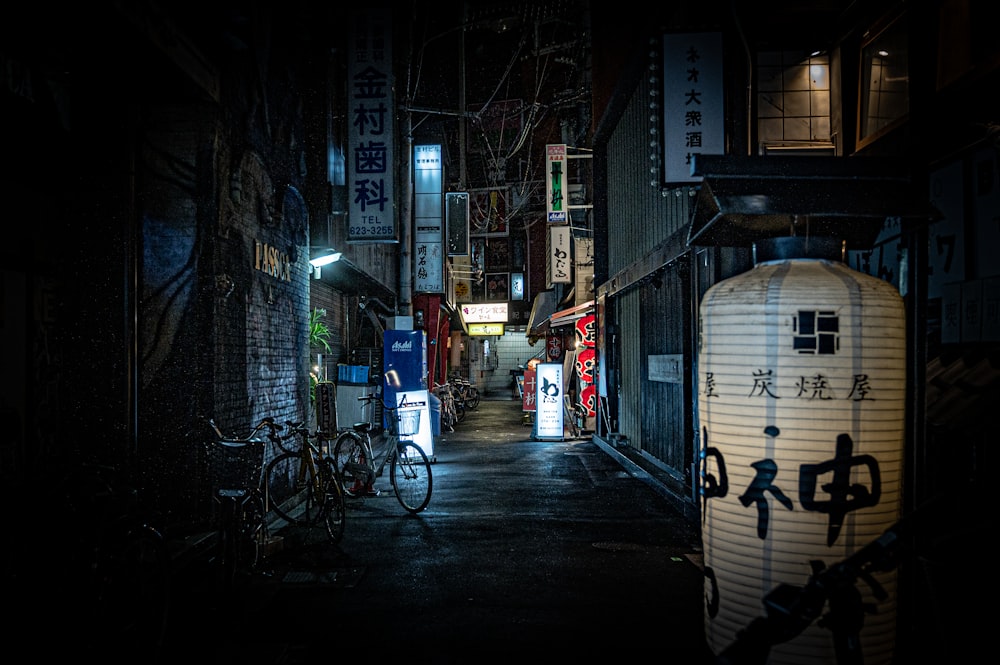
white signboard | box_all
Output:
[414,144,443,293]
[348,8,396,242]
[661,32,724,183]
[459,302,509,323]
[548,225,571,286]
[395,389,433,458]
[534,362,564,440]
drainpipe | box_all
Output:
[399,16,414,318]
[400,112,413,317]
[731,0,753,155]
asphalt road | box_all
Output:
[160,397,713,664]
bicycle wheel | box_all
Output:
[390,441,432,514]
[216,499,240,590]
[238,491,267,569]
[454,398,467,423]
[318,458,346,543]
[264,452,324,526]
[332,431,371,494]
[466,386,480,409]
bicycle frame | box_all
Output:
[333,393,433,513]
[263,421,346,544]
[199,416,277,585]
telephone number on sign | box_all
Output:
[349,225,393,236]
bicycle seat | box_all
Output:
[352,422,373,434]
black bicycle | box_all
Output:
[201,416,274,589]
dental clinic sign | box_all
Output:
[661,32,723,184]
[348,8,396,242]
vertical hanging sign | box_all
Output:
[546,144,567,223]
[661,32,724,184]
[446,192,470,256]
[348,9,396,242]
[548,225,571,286]
[414,144,444,293]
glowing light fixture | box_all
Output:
[309,251,342,268]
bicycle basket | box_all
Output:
[205,438,265,498]
[396,410,421,437]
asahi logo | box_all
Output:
[391,340,413,352]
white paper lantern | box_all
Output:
[698,238,904,665]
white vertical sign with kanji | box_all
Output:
[661,32,724,184]
[548,225,571,286]
[348,8,396,242]
[414,144,443,293]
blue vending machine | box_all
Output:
[383,329,434,458]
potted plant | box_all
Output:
[309,307,333,403]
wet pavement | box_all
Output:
[160,396,713,663]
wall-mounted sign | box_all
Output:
[511,272,525,300]
[534,362,564,440]
[254,239,292,281]
[459,302,509,324]
[446,191,470,256]
[661,32,724,184]
[468,323,504,336]
[648,354,683,383]
[546,144,567,223]
[348,8,396,242]
[548,225,571,286]
[546,334,563,360]
[414,144,443,293]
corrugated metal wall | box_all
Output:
[638,259,693,481]
[605,74,693,272]
[603,61,698,495]
[616,290,641,446]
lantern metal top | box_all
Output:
[687,155,942,250]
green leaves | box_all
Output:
[310,308,332,353]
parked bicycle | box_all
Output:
[262,419,345,545]
[449,373,481,410]
[201,416,274,589]
[332,393,433,514]
[432,381,461,430]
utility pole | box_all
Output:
[459,2,467,190]
[398,13,414,318]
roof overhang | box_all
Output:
[311,254,397,306]
[526,290,558,338]
[688,155,943,249]
[444,300,469,335]
[549,299,595,329]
